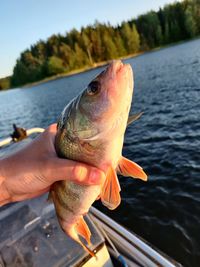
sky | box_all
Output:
[0,0,179,78]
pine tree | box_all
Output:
[114,31,127,57]
[131,24,140,53]
[121,22,140,54]
[46,56,65,76]
[164,21,170,44]
[184,6,197,37]
[102,32,118,60]
[58,43,75,70]
[73,43,90,69]
[80,32,94,65]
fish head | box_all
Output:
[78,60,134,138]
[56,60,134,164]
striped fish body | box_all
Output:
[50,60,147,256]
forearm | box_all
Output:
[0,159,11,206]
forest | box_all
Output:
[1,0,200,89]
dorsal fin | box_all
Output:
[127,112,143,125]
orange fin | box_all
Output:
[75,216,91,245]
[96,194,101,200]
[75,217,97,257]
[80,242,96,258]
[117,156,147,181]
[59,217,96,258]
[101,167,121,210]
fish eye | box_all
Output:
[87,81,101,95]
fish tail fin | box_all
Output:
[118,156,148,181]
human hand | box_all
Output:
[0,124,105,205]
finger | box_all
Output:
[47,123,57,135]
[43,124,57,142]
[11,188,49,202]
[49,158,105,185]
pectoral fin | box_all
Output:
[101,167,121,210]
[118,156,147,181]
[127,112,143,125]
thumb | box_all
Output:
[48,157,105,185]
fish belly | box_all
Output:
[52,180,100,226]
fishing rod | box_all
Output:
[88,212,128,267]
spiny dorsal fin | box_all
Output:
[127,112,143,126]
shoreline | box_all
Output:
[20,37,200,89]
[21,51,144,89]
[2,36,200,91]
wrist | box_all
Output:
[0,159,12,206]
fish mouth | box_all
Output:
[108,60,130,77]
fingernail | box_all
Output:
[89,169,105,184]
[74,165,88,181]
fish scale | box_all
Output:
[50,60,147,256]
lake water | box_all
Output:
[1,39,200,267]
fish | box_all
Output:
[50,60,147,256]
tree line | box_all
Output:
[1,0,199,89]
